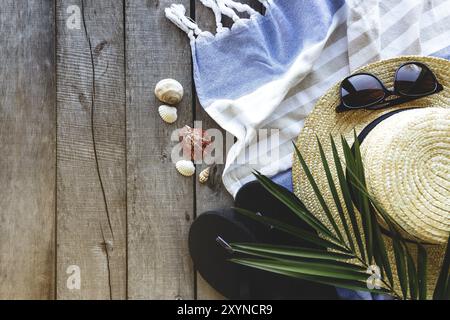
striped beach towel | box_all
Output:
[166,0,450,197]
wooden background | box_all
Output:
[0,0,263,299]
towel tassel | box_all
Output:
[165,4,202,41]
[166,0,268,40]
[221,0,259,17]
[215,0,241,22]
[199,0,225,33]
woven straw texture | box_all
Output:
[293,56,450,298]
[360,108,449,244]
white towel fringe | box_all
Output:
[166,0,267,41]
[199,0,225,33]
[216,0,241,22]
[222,0,259,17]
[165,4,202,41]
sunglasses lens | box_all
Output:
[395,63,437,96]
[341,74,385,108]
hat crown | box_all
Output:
[360,107,450,244]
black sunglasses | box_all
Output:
[336,62,443,112]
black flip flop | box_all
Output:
[189,209,266,299]
[234,180,339,299]
[189,186,339,299]
[234,180,314,246]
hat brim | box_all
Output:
[292,55,450,299]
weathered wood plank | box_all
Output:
[193,4,231,300]
[126,0,195,299]
[194,0,263,300]
[56,0,126,299]
[0,0,56,299]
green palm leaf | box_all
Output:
[344,164,417,300]
[372,217,394,286]
[340,135,356,168]
[350,132,373,263]
[330,136,366,261]
[345,166,416,242]
[393,240,408,299]
[230,248,365,273]
[405,246,419,300]
[341,135,372,263]
[253,171,339,242]
[417,244,427,300]
[230,259,388,294]
[231,243,354,261]
[233,207,349,253]
[324,141,418,300]
[293,144,345,243]
[317,137,355,252]
[433,235,450,300]
[230,246,365,279]
[229,135,444,300]
[339,135,393,286]
[231,258,369,281]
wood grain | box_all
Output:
[194,0,263,300]
[0,0,56,300]
[56,0,126,299]
[193,2,231,301]
[0,0,56,299]
[0,0,267,299]
[125,0,195,299]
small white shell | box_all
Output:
[154,78,184,105]
[176,160,195,177]
[158,105,177,124]
[199,167,210,184]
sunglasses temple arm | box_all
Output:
[367,97,410,110]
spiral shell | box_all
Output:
[198,167,210,184]
[154,78,184,105]
[175,160,195,177]
[158,105,177,124]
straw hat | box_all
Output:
[293,56,450,298]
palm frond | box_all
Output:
[317,137,355,252]
[230,258,389,294]
[230,135,445,300]
[392,240,408,299]
[372,219,394,286]
[253,171,340,242]
[330,136,366,261]
[350,132,373,263]
[341,135,372,262]
[344,161,420,299]
[231,243,354,261]
[433,236,450,300]
[234,207,349,253]
[231,258,370,281]
[417,244,428,300]
[293,144,345,243]
[405,245,419,300]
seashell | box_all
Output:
[198,167,210,184]
[154,78,184,105]
[158,105,177,124]
[176,160,195,177]
[178,125,212,161]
